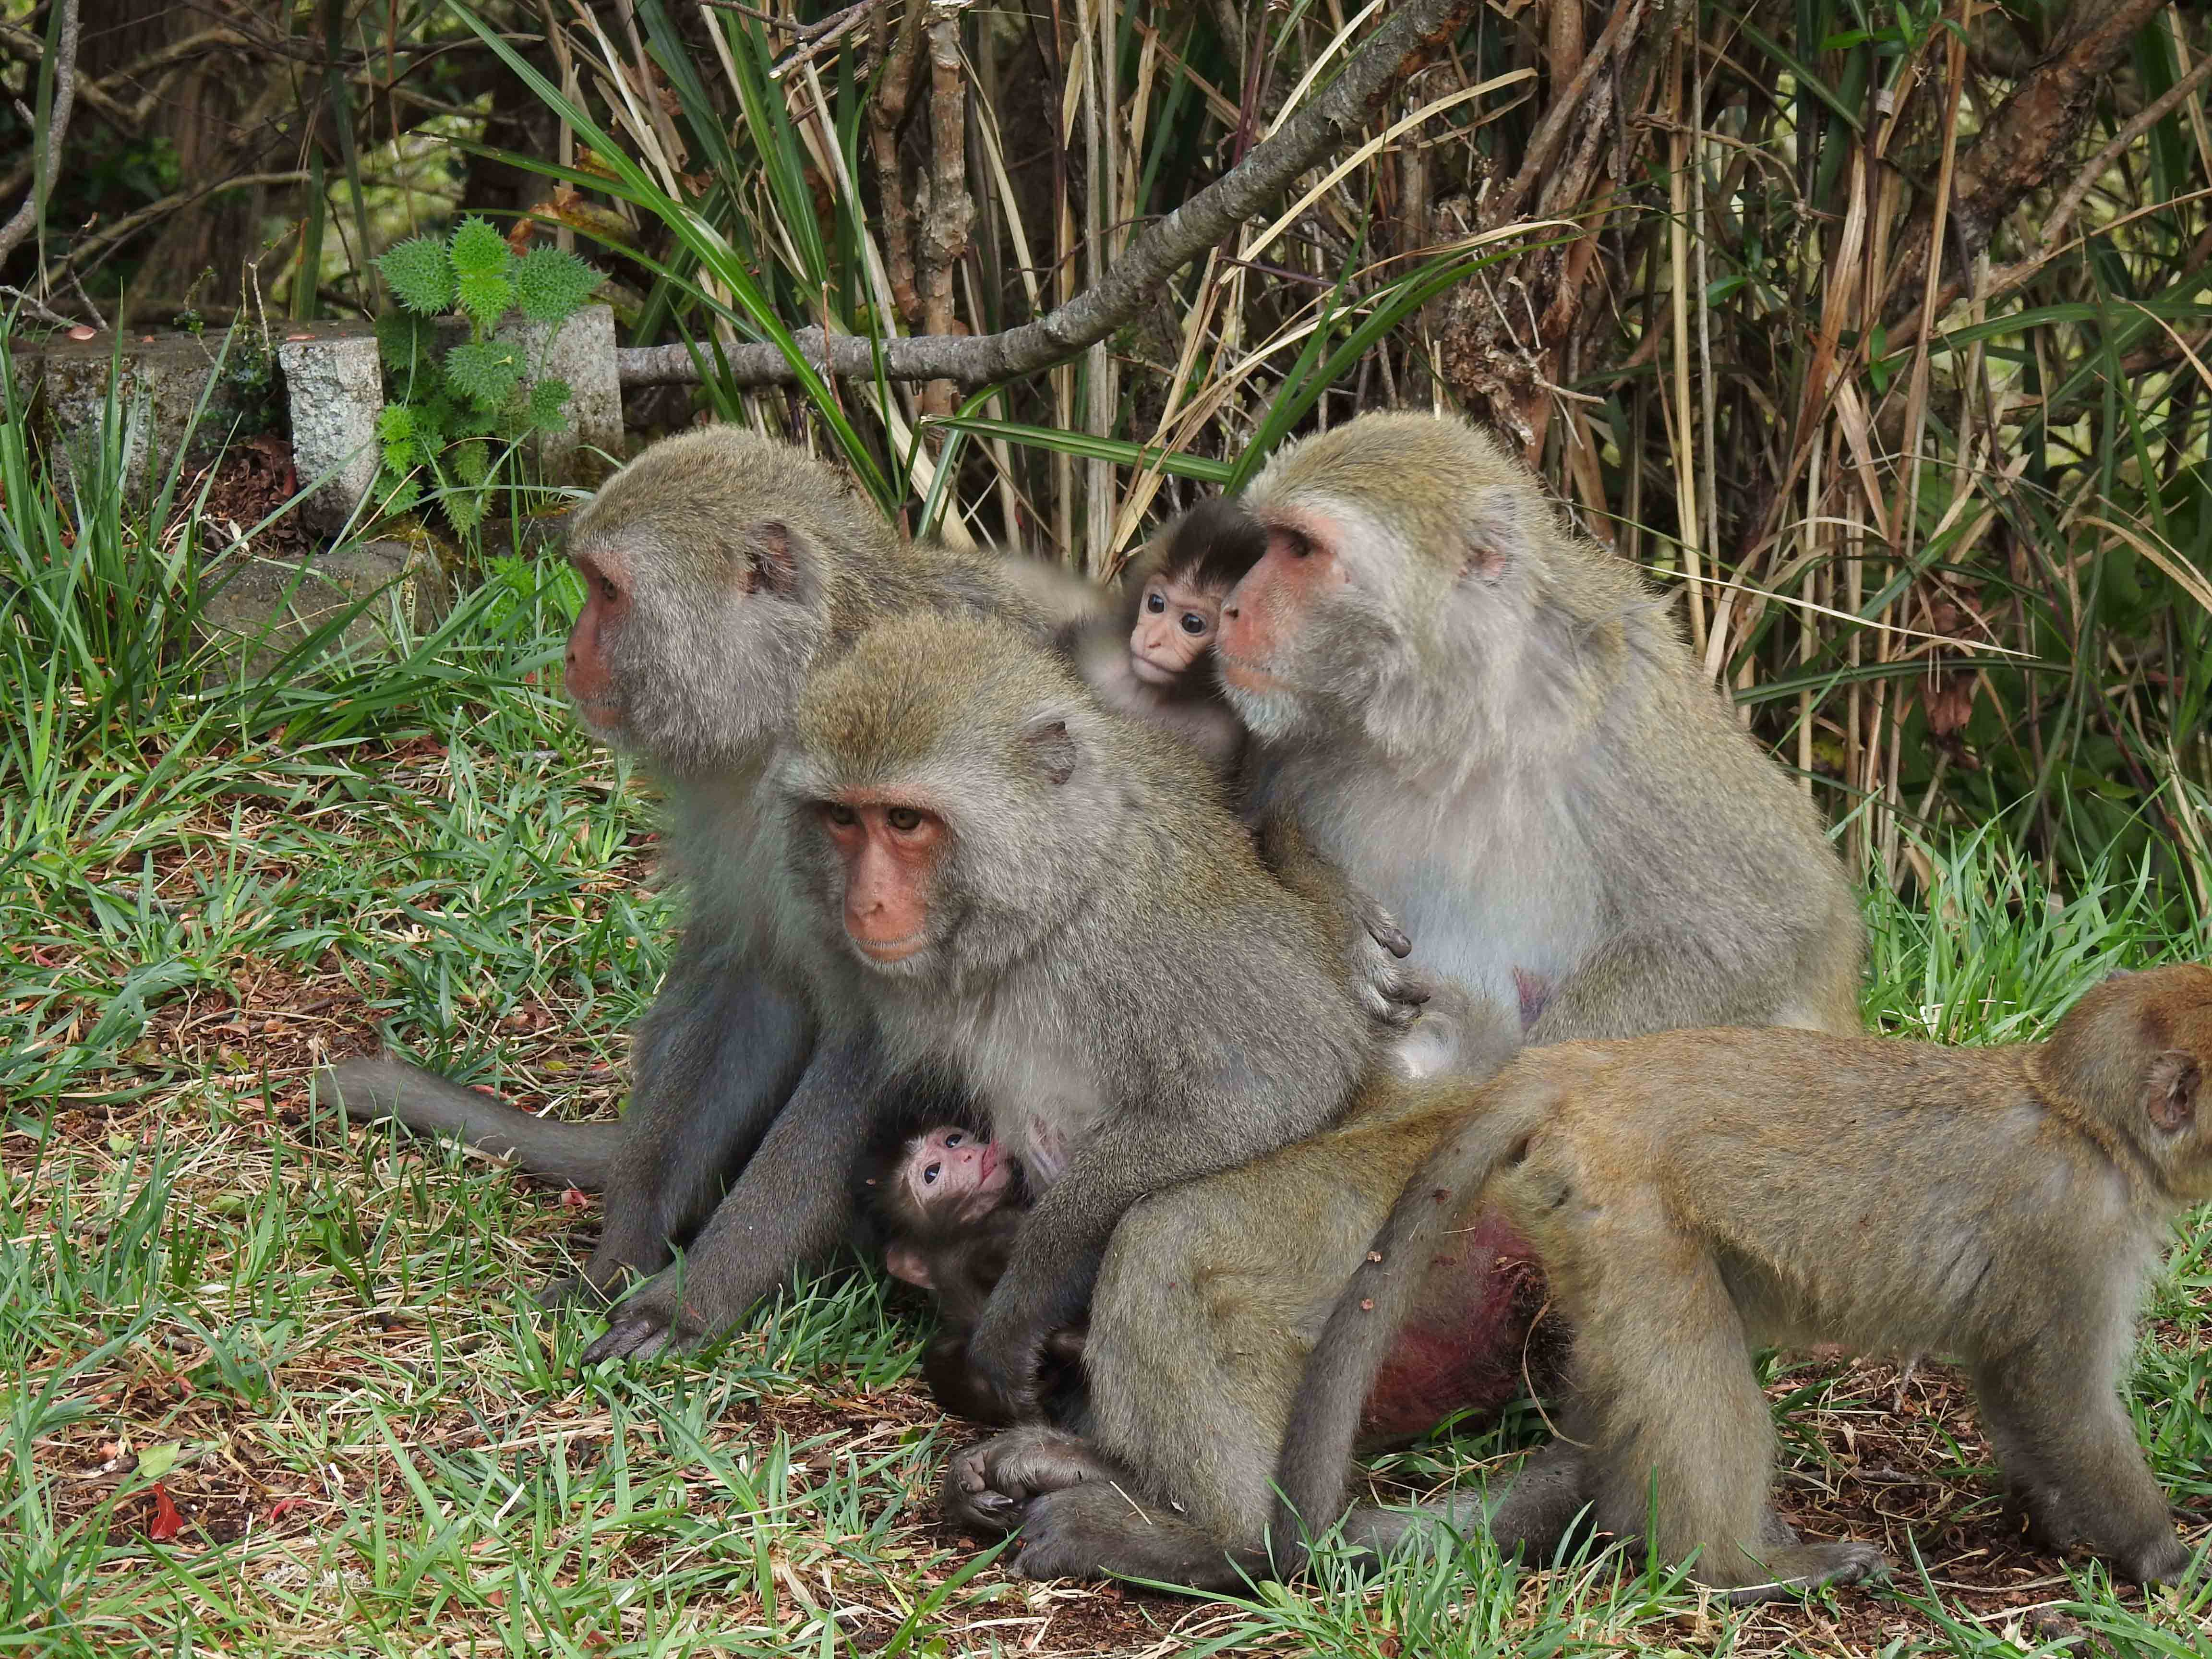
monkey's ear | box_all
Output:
[885,1244,935,1288]
[2145,1051,2200,1133]
[1461,490,1537,583]
[1021,716,1077,785]
[743,520,806,598]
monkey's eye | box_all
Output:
[887,806,924,834]
[598,576,619,603]
[944,1131,965,1147]
[1179,613,1209,637]
[922,1162,941,1185]
[822,802,858,828]
[1144,589,1166,613]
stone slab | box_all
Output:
[196,527,449,681]
[274,320,384,535]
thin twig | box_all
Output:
[615,0,1482,388]
[0,0,81,271]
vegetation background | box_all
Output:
[1,1,2208,1654]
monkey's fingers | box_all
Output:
[583,1316,675,1364]
[1367,914,1414,959]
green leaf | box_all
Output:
[527,376,572,433]
[447,216,511,281]
[512,246,601,323]
[445,339,522,412]
[376,404,417,445]
[378,471,421,516]
[445,485,486,530]
[375,311,434,376]
[455,269,514,335]
[377,235,453,315]
[450,440,490,486]
[135,1443,182,1483]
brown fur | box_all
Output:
[1273,966,2212,1599]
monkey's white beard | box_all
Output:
[1223,683,1310,742]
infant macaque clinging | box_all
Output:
[1079,497,1265,779]
[1270,964,2212,1602]
[858,1123,1082,1423]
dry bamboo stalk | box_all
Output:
[1665,35,1707,654]
[917,8,973,421]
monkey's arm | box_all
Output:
[966,1108,1322,1416]
[581,1029,885,1362]
[314,1055,616,1189]
[1250,811,1429,1030]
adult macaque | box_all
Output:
[945,412,1866,1582]
[774,606,1380,1417]
[318,429,1084,1332]
[857,1123,1084,1422]
[1270,965,2212,1600]
[1078,498,1265,778]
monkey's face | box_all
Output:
[813,794,956,971]
[1129,574,1226,686]
[2134,967,2212,1198]
[902,1126,1014,1226]
[1214,501,1399,742]
[562,520,825,775]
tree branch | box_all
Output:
[0,0,81,271]
[1884,0,2170,319]
[615,0,1482,389]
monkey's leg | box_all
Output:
[1581,1258,1887,1602]
[941,1426,1131,1536]
[1972,1352,2188,1583]
[579,959,812,1298]
[582,1033,880,1362]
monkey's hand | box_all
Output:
[941,1427,1125,1537]
[580,1273,711,1363]
[962,1306,1052,1423]
[1352,917,1432,1030]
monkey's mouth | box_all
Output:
[852,930,927,964]
[573,694,626,730]
[1128,652,1182,687]
[1215,652,1280,691]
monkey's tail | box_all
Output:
[314,1055,616,1190]
[1264,1078,1550,1575]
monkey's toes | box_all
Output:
[2117,1534,2191,1584]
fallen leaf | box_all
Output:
[148,1483,183,1542]
[135,1443,181,1481]
[561,1187,589,1211]
[267,1496,305,1520]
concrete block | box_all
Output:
[504,303,621,486]
[196,524,450,681]
[10,326,271,499]
[274,320,384,535]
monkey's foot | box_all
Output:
[1008,1482,1257,1591]
[941,1427,1123,1537]
[1721,1541,1889,1604]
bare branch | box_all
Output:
[0,0,81,271]
[616,0,1483,389]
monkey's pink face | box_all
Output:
[1129,576,1226,686]
[817,793,949,966]
[565,546,632,731]
[1216,513,1352,691]
[903,1126,1011,1223]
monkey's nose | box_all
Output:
[1222,602,1239,620]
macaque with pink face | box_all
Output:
[859,1125,1084,1424]
[1077,497,1266,781]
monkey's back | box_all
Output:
[1485,1027,2154,1360]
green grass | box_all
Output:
[3,402,2209,1656]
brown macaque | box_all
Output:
[858,1124,1085,1422]
[774,606,1382,1422]
[1078,498,1266,780]
[315,429,1090,1345]
[1266,966,2212,1601]
[943,412,1866,1585]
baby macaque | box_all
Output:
[1078,497,1265,779]
[859,1124,1084,1423]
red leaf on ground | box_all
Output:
[267,1497,305,1520]
[148,1483,183,1541]
[561,1187,589,1211]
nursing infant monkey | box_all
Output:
[1263,966,2212,1601]
[858,1123,1084,1422]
